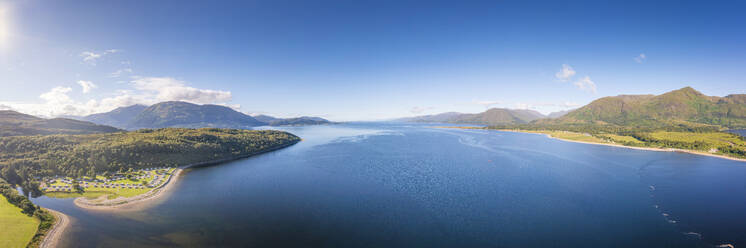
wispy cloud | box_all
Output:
[555,64,576,82]
[634,53,646,63]
[554,64,597,94]
[80,49,119,64]
[573,76,597,93]
[77,80,97,93]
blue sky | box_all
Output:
[1,0,745,121]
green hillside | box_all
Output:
[551,87,746,128]
[0,110,121,137]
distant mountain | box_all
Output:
[128,101,265,129]
[83,104,148,128]
[252,114,332,126]
[0,110,121,137]
[547,109,573,119]
[547,87,746,128]
[79,102,332,129]
[398,112,464,123]
[252,115,282,124]
[399,108,545,125]
[267,116,331,126]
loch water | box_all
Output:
[32,123,746,247]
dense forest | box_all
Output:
[0,128,300,192]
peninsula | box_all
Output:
[0,127,301,247]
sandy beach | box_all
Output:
[40,208,71,248]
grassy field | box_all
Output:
[597,134,645,145]
[44,168,176,199]
[649,131,744,148]
[0,195,39,248]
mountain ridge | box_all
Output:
[547,87,746,128]
[0,110,121,137]
[399,108,546,125]
[78,102,332,129]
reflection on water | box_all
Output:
[32,123,746,247]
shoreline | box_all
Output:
[40,208,70,248]
[35,140,300,247]
[438,126,746,163]
[73,168,184,211]
[499,129,746,163]
[72,141,300,211]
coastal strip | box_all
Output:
[523,131,746,163]
[73,168,184,211]
[73,141,299,211]
[439,127,746,163]
[40,208,70,248]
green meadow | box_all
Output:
[0,195,39,248]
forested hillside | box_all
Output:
[0,128,300,191]
[0,110,121,137]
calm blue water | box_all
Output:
[32,123,746,247]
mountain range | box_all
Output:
[3,87,743,137]
[79,101,332,130]
[398,87,746,129]
[398,108,548,125]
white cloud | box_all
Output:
[77,80,97,93]
[39,86,73,104]
[80,51,101,62]
[1,77,235,117]
[132,77,232,104]
[79,49,119,64]
[573,76,597,93]
[634,53,646,63]
[555,64,576,82]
